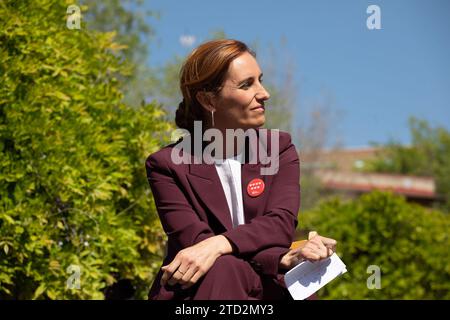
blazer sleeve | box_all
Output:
[221,132,300,257]
[145,152,215,249]
[248,246,291,277]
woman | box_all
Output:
[145,39,337,300]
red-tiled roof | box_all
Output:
[315,169,436,199]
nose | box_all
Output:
[256,82,270,101]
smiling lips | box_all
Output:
[251,105,265,111]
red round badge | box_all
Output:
[247,178,265,197]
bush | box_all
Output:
[299,191,450,299]
[364,117,450,211]
[0,0,171,299]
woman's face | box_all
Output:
[209,52,270,130]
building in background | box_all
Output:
[301,147,440,206]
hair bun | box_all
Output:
[175,99,190,131]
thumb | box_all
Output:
[321,236,337,248]
[327,247,334,256]
[308,231,318,240]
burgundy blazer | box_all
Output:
[145,128,300,299]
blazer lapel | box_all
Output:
[241,129,270,223]
[187,163,234,231]
[184,128,268,231]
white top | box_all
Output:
[214,152,245,228]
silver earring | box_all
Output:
[211,110,215,127]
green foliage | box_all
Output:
[82,0,161,107]
[0,0,171,299]
[364,117,450,210]
[299,169,327,211]
[83,0,157,64]
[299,191,450,299]
[145,54,185,118]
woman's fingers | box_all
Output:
[300,247,321,261]
[287,248,304,268]
[160,260,181,286]
[308,238,328,259]
[315,242,329,259]
[167,268,185,286]
[290,247,303,257]
[308,231,337,257]
[179,265,198,288]
[183,266,207,289]
[320,236,337,252]
[327,247,334,256]
[291,232,338,264]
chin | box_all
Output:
[238,116,265,130]
[255,116,266,128]
[244,122,265,130]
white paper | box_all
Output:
[284,253,347,300]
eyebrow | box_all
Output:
[237,73,263,85]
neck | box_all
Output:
[211,127,246,159]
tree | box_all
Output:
[82,0,161,108]
[364,117,450,210]
[300,191,450,299]
[296,93,344,211]
[258,37,297,133]
[0,0,171,299]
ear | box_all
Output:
[196,90,216,113]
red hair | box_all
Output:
[175,39,256,133]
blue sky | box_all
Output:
[144,0,450,148]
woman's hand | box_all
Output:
[160,235,233,290]
[279,231,337,269]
